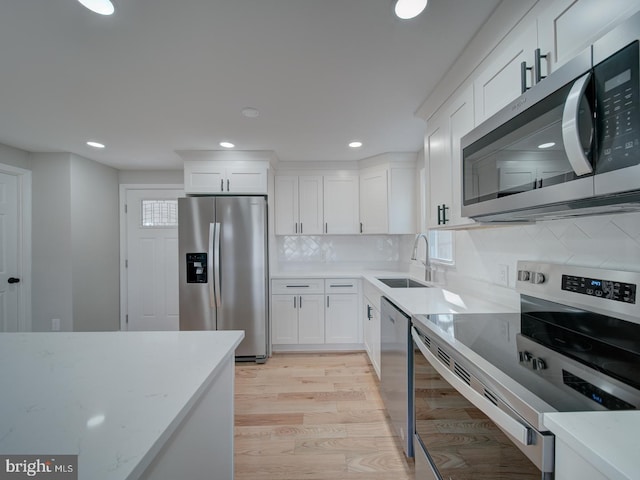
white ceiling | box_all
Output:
[0,0,500,170]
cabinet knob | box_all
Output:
[7,277,20,284]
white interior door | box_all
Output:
[124,188,183,331]
[0,172,19,331]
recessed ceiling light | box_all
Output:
[538,142,556,149]
[241,107,260,118]
[220,142,235,149]
[87,141,106,149]
[394,0,428,19]
[77,0,115,15]
[349,141,363,148]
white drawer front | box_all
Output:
[324,278,359,294]
[272,278,324,294]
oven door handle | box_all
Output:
[412,328,533,447]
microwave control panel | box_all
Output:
[596,40,640,172]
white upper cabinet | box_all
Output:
[179,151,271,195]
[537,0,640,73]
[323,175,360,234]
[359,168,388,234]
[426,84,475,228]
[274,175,323,235]
[474,22,538,125]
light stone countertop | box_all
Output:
[0,330,244,480]
[271,270,518,315]
[543,411,640,480]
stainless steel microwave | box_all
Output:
[461,12,640,222]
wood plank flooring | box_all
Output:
[234,352,415,480]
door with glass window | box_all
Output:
[124,188,183,330]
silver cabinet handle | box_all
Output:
[227,179,230,191]
[299,295,302,308]
[412,328,532,446]
[220,179,224,192]
[294,296,297,308]
[562,71,594,176]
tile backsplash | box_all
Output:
[450,211,640,290]
[275,235,414,273]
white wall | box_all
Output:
[30,152,120,331]
[118,170,182,185]
[30,153,74,331]
[70,154,119,331]
[0,143,30,170]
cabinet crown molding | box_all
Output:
[176,149,277,167]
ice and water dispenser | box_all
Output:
[186,253,207,283]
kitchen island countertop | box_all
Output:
[0,330,243,480]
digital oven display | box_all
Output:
[561,274,636,304]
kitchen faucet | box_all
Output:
[411,233,432,283]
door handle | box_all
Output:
[520,61,532,93]
[213,222,222,308]
[7,277,20,284]
[562,71,594,176]
[208,223,216,309]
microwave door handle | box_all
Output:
[561,72,594,176]
[411,328,532,447]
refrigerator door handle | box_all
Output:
[208,223,216,308]
[213,222,222,308]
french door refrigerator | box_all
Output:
[178,196,268,362]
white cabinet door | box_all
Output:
[271,295,298,345]
[184,162,226,194]
[298,294,325,344]
[184,162,267,195]
[363,296,381,379]
[225,165,268,194]
[298,176,324,235]
[538,0,640,73]
[323,175,360,234]
[426,112,449,229]
[474,23,538,125]
[448,86,475,226]
[359,169,388,234]
[274,176,299,235]
[325,294,359,344]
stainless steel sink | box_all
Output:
[377,277,429,288]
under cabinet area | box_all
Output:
[271,277,361,351]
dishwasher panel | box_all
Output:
[380,297,413,458]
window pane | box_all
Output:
[141,200,178,227]
[429,230,454,264]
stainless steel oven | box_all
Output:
[412,261,640,479]
[461,12,640,222]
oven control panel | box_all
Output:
[561,274,636,304]
[563,370,635,410]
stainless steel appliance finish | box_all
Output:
[412,321,552,480]
[412,261,640,479]
[380,297,413,457]
[461,11,640,222]
[178,196,268,362]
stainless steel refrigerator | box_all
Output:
[178,196,268,362]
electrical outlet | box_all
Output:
[498,264,509,287]
[51,318,60,331]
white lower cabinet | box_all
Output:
[363,281,381,379]
[271,278,360,350]
[325,294,359,344]
[271,294,324,345]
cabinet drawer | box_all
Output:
[272,278,324,294]
[325,278,359,294]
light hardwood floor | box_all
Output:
[234,352,415,480]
